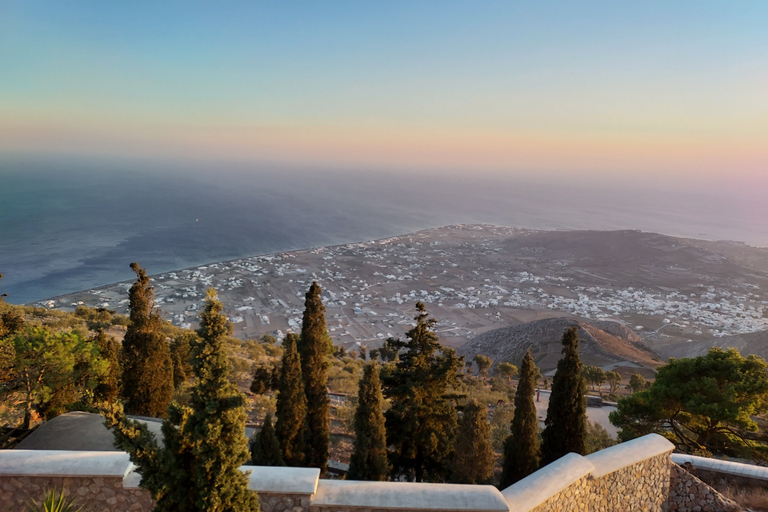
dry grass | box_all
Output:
[716,483,768,512]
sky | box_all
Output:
[1,1,767,181]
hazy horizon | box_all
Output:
[2,3,767,303]
[2,155,767,305]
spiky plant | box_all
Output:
[26,489,82,512]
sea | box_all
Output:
[2,156,767,305]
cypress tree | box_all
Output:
[275,333,307,466]
[541,327,587,465]
[104,288,259,512]
[93,330,121,404]
[186,289,259,510]
[450,400,495,484]
[348,363,389,481]
[381,302,464,482]
[251,413,283,466]
[500,349,540,487]
[170,331,194,389]
[121,263,174,417]
[299,282,331,473]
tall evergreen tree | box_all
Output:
[104,288,259,512]
[541,327,587,465]
[250,413,283,466]
[93,330,121,404]
[299,282,331,473]
[275,333,307,466]
[450,400,495,484]
[500,349,540,487]
[348,363,389,481]
[121,263,174,417]
[381,302,464,482]
[170,332,194,389]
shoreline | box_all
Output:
[35,224,768,363]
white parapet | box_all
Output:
[0,450,132,478]
[671,454,768,481]
[585,433,674,478]
[501,453,594,512]
[311,480,509,512]
[242,465,320,494]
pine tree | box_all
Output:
[450,400,495,484]
[104,288,259,512]
[541,327,587,465]
[500,349,540,487]
[381,302,464,482]
[299,282,331,473]
[348,363,389,481]
[121,263,174,417]
[93,330,121,403]
[275,333,307,466]
[251,413,283,466]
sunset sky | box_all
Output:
[1,1,766,180]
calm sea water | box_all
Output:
[2,156,767,304]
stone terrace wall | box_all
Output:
[0,475,153,512]
[502,434,675,512]
[2,434,683,512]
[585,452,670,512]
[666,463,742,512]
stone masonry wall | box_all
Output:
[528,453,671,512]
[528,476,591,512]
[0,475,317,512]
[586,452,670,512]
[665,463,742,512]
[261,493,312,512]
[0,475,153,512]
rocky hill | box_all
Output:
[458,317,663,376]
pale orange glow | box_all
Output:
[2,114,766,180]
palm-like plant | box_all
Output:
[26,489,82,512]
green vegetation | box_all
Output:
[451,399,495,484]
[605,370,622,394]
[104,288,259,512]
[581,365,606,393]
[610,348,768,461]
[585,420,617,454]
[120,263,174,418]
[628,373,649,393]
[541,326,587,464]
[495,362,518,383]
[299,282,332,474]
[501,349,540,487]
[26,488,82,512]
[92,330,121,403]
[4,327,107,428]
[381,302,464,482]
[473,354,493,378]
[275,333,307,466]
[251,413,284,466]
[348,363,389,481]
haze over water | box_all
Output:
[2,156,766,305]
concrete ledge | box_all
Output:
[585,433,673,478]
[0,450,131,478]
[501,453,594,512]
[672,454,768,481]
[243,465,320,494]
[311,480,509,511]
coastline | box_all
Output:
[37,224,768,360]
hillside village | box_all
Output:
[44,225,768,362]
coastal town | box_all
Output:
[42,225,768,358]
